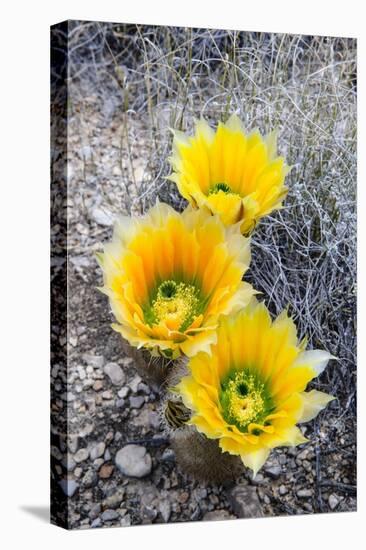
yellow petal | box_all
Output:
[240,447,270,477]
[298,390,335,423]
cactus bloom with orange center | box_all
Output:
[176,299,335,474]
[97,202,255,358]
[168,114,291,234]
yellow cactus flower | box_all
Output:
[97,201,255,358]
[168,114,291,234]
[176,299,335,475]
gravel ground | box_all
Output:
[50,22,356,529]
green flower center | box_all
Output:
[146,280,201,331]
[219,369,273,433]
[209,182,233,195]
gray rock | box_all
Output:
[265,465,282,479]
[138,382,150,394]
[104,449,111,461]
[328,494,340,510]
[89,442,106,461]
[89,503,101,520]
[297,448,311,461]
[149,412,161,430]
[129,396,145,409]
[118,387,129,398]
[297,489,313,498]
[158,500,171,522]
[129,375,142,393]
[62,456,76,472]
[59,479,79,497]
[74,467,83,478]
[104,362,125,386]
[101,509,120,522]
[190,507,201,521]
[93,458,104,470]
[251,473,264,485]
[279,484,288,495]
[114,431,122,442]
[74,448,89,463]
[81,145,93,161]
[91,207,114,227]
[82,469,98,488]
[103,488,125,509]
[141,505,157,522]
[76,366,86,380]
[196,488,208,499]
[229,485,263,519]
[115,445,152,478]
[82,354,104,369]
[67,436,78,454]
[120,514,131,527]
[91,518,102,528]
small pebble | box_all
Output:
[297,489,312,498]
[115,445,152,478]
[159,501,171,522]
[99,463,114,479]
[328,494,340,510]
[104,362,125,386]
[89,442,106,460]
[118,387,129,398]
[129,396,145,409]
[101,509,120,521]
[265,465,281,479]
[74,448,89,463]
[279,484,288,495]
[129,375,142,393]
[82,354,104,369]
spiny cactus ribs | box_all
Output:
[171,426,244,485]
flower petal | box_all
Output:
[298,390,335,423]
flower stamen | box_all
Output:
[220,369,272,432]
[149,281,200,331]
[209,182,234,195]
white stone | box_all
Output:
[115,445,152,478]
[328,494,340,510]
[74,448,89,463]
[89,442,106,461]
[91,207,113,227]
[104,362,125,386]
